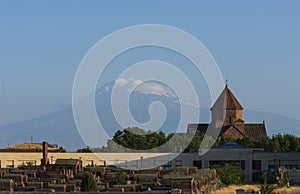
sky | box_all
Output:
[0,1,300,127]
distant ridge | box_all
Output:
[0,79,299,151]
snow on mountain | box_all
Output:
[99,78,178,99]
[0,79,299,151]
[95,79,185,137]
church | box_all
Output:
[188,84,267,140]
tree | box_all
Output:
[240,133,300,153]
[185,130,204,152]
[213,163,244,185]
[111,127,167,150]
[94,127,300,153]
[267,171,278,184]
[80,172,98,192]
[20,161,34,167]
[80,146,92,153]
[259,183,275,194]
[114,171,127,185]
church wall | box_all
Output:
[223,127,244,140]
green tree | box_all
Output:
[267,171,278,184]
[114,171,127,185]
[110,127,167,150]
[98,127,300,153]
[239,133,300,153]
[259,183,275,194]
[185,130,204,152]
[213,163,244,185]
[89,126,300,154]
[80,146,92,153]
[80,172,98,192]
[20,161,34,167]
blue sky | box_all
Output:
[0,1,300,126]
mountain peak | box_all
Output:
[98,78,177,99]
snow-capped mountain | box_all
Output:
[0,78,299,151]
[0,79,199,150]
[95,79,186,137]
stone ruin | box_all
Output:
[0,142,219,193]
[99,166,218,193]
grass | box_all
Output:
[274,186,300,194]
[213,185,300,194]
[6,143,58,151]
[213,185,259,194]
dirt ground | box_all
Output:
[274,186,300,194]
[213,185,300,194]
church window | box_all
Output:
[229,116,232,124]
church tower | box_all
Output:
[211,84,245,139]
[187,83,267,140]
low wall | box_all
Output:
[0,152,174,168]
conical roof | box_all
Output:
[211,85,243,110]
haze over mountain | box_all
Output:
[0,79,299,151]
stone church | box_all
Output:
[188,84,267,140]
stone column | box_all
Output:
[41,142,49,166]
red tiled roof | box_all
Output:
[244,123,267,139]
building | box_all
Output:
[188,84,267,140]
[0,143,300,184]
[0,85,299,186]
[174,143,300,183]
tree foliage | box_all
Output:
[213,163,244,185]
[80,172,98,192]
[90,127,300,153]
[241,133,300,152]
[79,146,93,153]
[112,127,167,150]
[20,161,35,167]
[114,171,127,185]
[259,183,275,194]
[94,127,212,152]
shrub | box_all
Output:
[267,171,278,184]
[114,171,127,185]
[213,163,244,185]
[80,172,98,192]
[259,183,275,194]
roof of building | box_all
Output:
[221,125,246,137]
[188,123,267,139]
[236,118,245,122]
[196,124,209,133]
[244,123,267,139]
[3,143,63,152]
[211,85,243,110]
[187,124,209,134]
[187,85,267,140]
[217,142,246,149]
[55,159,81,166]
